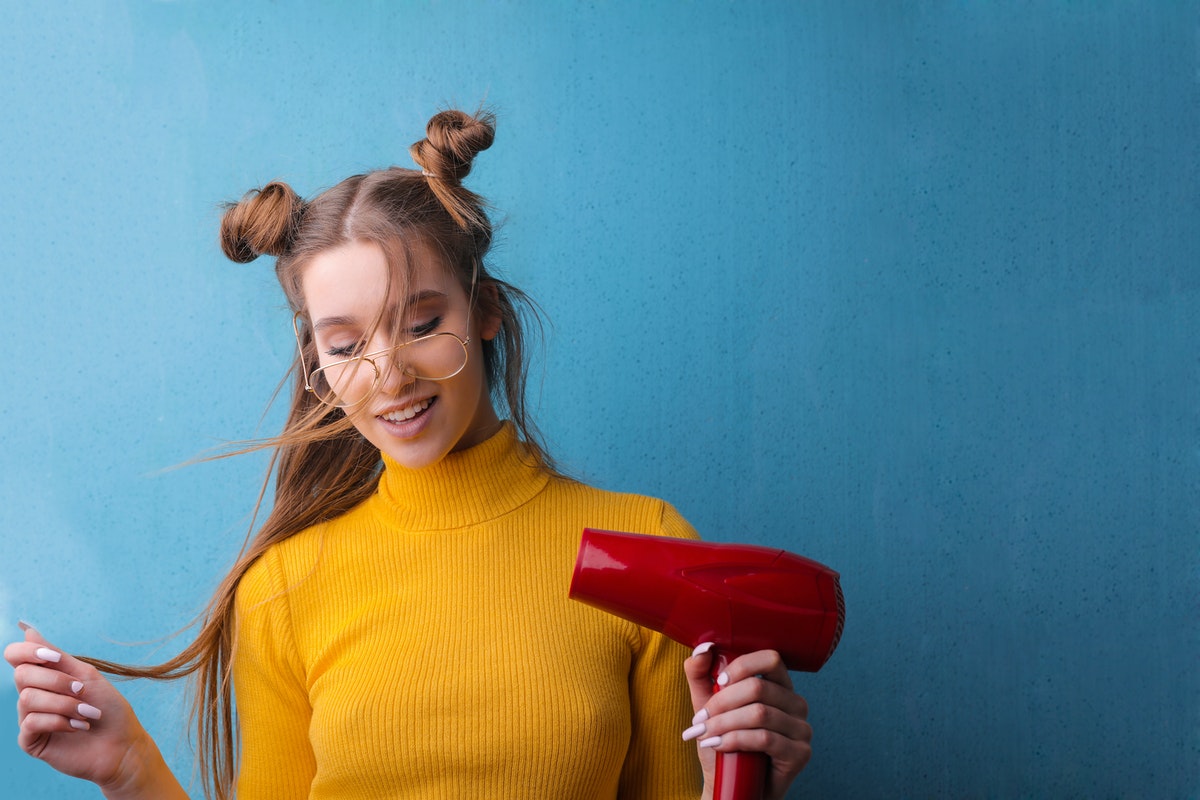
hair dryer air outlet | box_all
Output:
[569,528,844,800]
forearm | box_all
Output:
[99,730,190,800]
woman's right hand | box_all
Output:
[3,623,182,798]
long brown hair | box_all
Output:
[83,109,552,800]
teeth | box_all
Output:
[382,398,431,422]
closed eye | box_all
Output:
[410,316,443,338]
[325,341,366,359]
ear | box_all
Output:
[477,282,503,342]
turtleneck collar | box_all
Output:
[374,422,550,531]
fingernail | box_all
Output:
[691,641,714,657]
[35,647,61,663]
[716,671,730,687]
[71,681,84,695]
[682,722,707,741]
[699,735,722,748]
[78,703,102,721]
[69,719,90,731]
[17,620,34,632]
[691,708,709,725]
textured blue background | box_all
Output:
[1,2,1197,797]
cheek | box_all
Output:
[468,343,493,393]
[342,408,379,442]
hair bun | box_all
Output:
[220,181,304,263]
[410,109,496,184]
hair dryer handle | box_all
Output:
[709,650,770,800]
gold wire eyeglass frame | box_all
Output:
[291,256,482,409]
[292,315,471,408]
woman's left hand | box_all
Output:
[682,645,812,800]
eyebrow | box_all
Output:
[312,290,449,331]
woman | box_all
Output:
[5,109,812,799]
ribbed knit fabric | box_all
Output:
[233,424,704,799]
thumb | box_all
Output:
[5,620,69,672]
[16,621,91,678]
[683,641,717,714]
[19,620,51,647]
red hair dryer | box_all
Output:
[569,529,844,800]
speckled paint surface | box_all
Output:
[1,2,1197,797]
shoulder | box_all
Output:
[235,522,330,616]
[539,476,701,541]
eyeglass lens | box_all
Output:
[310,333,468,407]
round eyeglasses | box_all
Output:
[294,316,471,408]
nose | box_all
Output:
[374,346,416,395]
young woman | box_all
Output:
[5,109,813,800]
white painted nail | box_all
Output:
[71,681,84,695]
[692,708,709,725]
[682,722,706,741]
[69,719,90,731]
[691,641,715,657]
[699,735,722,749]
[17,620,34,632]
[35,647,61,663]
[78,703,102,721]
[716,671,730,687]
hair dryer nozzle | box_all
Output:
[569,529,844,672]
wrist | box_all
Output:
[99,729,188,800]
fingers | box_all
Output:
[717,649,795,692]
[6,623,104,755]
[7,623,102,733]
[685,648,806,725]
[4,640,66,669]
[689,696,812,752]
[18,686,103,732]
[5,622,60,669]
[683,673,810,749]
[14,661,87,700]
[6,623,98,683]
[682,646,814,794]
[705,671,807,725]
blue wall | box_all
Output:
[1,2,1196,797]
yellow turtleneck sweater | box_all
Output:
[233,424,703,798]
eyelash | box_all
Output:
[324,317,443,359]
[325,343,361,358]
[411,316,443,337]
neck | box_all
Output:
[376,422,550,530]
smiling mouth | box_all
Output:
[380,397,434,422]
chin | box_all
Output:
[353,394,496,471]
[377,439,457,471]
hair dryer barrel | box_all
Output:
[569,529,844,672]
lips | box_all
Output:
[380,397,434,423]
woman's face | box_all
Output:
[300,238,501,470]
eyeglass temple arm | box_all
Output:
[292,312,318,392]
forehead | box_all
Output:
[301,238,456,321]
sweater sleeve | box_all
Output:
[233,548,317,799]
[617,501,704,799]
